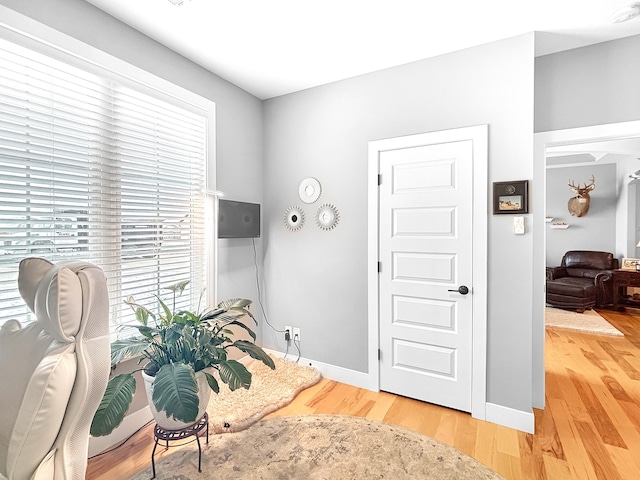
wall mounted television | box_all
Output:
[218,199,261,238]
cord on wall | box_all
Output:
[253,237,292,360]
[252,238,285,334]
[293,334,301,363]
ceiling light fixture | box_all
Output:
[610,3,640,23]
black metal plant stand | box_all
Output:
[150,412,209,479]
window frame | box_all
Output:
[0,6,218,325]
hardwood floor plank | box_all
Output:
[363,389,396,421]
[542,455,572,480]
[591,377,640,448]
[598,341,640,381]
[495,452,524,480]
[518,431,546,480]
[546,397,599,480]
[496,424,520,457]
[434,408,459,446]
[601,374,635,402]
[605,444,640,480]
[574,420,623,480]
[473,419,497,469]
[567,368,627,448]
[453,414,478,458]
[383,394,442,438]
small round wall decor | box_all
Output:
[316,204,339,230]
[298,177,322,204]
[284,206,305,231]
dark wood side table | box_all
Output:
[612,269,640,311]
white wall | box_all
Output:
[263,34,536,413]
[0,0,267,334]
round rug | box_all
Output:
[130,415,503,480]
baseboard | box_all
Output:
[485,402,535,433]
[262,348,370,390]
[88,405,152,457]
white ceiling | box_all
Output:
[83,0,640,99]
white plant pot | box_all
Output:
[142,369,211,430]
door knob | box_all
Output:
[448,285,469,295]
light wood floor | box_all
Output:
[86,308,640,480]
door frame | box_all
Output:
[532,119,640,409]
[367,125,489,420]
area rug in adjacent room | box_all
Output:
[130,415,504,480]
[206,354,322,434]
[545,307,623,336]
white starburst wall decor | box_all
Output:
[284,206,305,231]
[315,204,339,230]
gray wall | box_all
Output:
[263,34,536,412]
[0,0,267,331]
[535,34,640,133]
[545,164,617,265]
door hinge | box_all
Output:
[378,348,381,360]
[377,261,381,273]
[378,174,382,186]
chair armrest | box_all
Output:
[594,270,614,284]
[546,266,567,280]
[595,270,616,306]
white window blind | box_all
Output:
[0,37,208,333]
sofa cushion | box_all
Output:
[562,251,615,271]
[547,277,596,299]
[565,267,601,279]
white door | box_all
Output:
[377,135,475,412]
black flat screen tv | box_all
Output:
[218,199,261,238]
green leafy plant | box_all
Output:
[90,281,275,437]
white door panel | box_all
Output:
[379,139,473,412]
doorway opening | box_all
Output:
[533,120,640,407]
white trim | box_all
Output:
[485,403,535,434]
[262,348,371,389]
[533,119,640,409]
[0,5,213,116]
[367,125,489,421]
[88,406,152,457]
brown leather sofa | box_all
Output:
[546,250,619,312]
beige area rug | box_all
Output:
[205,355,321,434]
[545,307,623,336]
[130,415,504,480]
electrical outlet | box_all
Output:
[293,327,301,342]
[284,325,292,342]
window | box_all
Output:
[0,35,212,334]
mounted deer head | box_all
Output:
[567,175,595,217]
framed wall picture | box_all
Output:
[493,180,529,214]
[621,257,640,271]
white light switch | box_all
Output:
[514,216,525,234]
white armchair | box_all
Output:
[0,258,110,480]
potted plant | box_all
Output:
[90,280,275,436]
